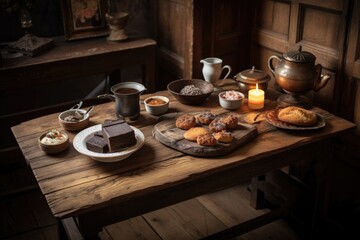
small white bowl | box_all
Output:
[219,90,245,110]
[59,109,90,131]
[144,96,169,115]
[39,130,69,154]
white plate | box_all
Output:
[73,124,145,162]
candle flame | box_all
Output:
[256,83,259,91]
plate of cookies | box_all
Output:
[152,111,258,157]
[265,106,326,130]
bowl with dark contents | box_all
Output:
[58,108,91,131]
[167,79,214,105]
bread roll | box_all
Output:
[278,106,317,126]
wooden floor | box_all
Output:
[0,180,303,240]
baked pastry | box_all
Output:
[175,114,196,130]
[184,127,209,142]
[196,112,216,125]
[213,130,234,143]
[277,106,317,126]
[221,115,238,129]
[209,118,227,132]
[196,133,217,146]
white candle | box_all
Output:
[248,84,265,109]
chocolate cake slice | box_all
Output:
[86,135,109,153]
[102,119,136,151]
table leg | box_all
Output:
[60,218,85,240]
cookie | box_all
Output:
[196,133,217,146]
[209,118,227,132]
[196,112,216,125]
[221,114,238,129]
[213,130,234,143]
[184,127,209,142]
[278,106,317,126]
[175,114,196,130]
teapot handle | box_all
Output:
[313,64,331,92]
[268,55,281,75]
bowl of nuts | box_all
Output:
[167,79,214,105]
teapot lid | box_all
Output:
[236,66,270,84]
[283,46,316,63]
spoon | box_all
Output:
[71,101,83,111]
[73,106,94,119]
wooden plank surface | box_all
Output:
[11,90,356,224]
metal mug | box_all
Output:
[98,82,146,121]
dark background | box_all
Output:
[0,0,63,43]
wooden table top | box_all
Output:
[11,90,356,220]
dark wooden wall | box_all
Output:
[249,0,360,233]
[154,0,253,90]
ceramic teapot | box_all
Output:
[268,46,330,95]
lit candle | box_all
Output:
[248,83,265,109]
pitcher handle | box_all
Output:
[268,55,281,75]
[221,65,232,80]
[97,94,116,101]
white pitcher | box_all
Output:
[200,57,232,86]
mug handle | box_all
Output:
[221,65,232,80]
[97,94,116,101]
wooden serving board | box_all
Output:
[152,113,258,157]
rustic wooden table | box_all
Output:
[0,37,156,93]
[11,90,356,239]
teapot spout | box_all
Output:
[313,73,331,92]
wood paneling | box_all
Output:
[155,0,253,90]
[256,0,290,36]
[342,0,360,134]
[251,0,360,233]
[252,0,348,112]
[300,7,340,49]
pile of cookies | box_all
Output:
[175,112,239,146]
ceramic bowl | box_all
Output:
[58,109,90,131]
[167,79,214,105]
[144,95,170,115]
[38,130,69,154]
[218,90,245,110]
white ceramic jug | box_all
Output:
[200,57,231,86]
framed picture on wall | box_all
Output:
[61,0,109,41]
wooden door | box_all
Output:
[341,0,360,133]
[251,0,349,112]
[154,0,253,90]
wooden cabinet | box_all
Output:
[154,0,253,90]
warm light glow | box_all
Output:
[248,83,265,109]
